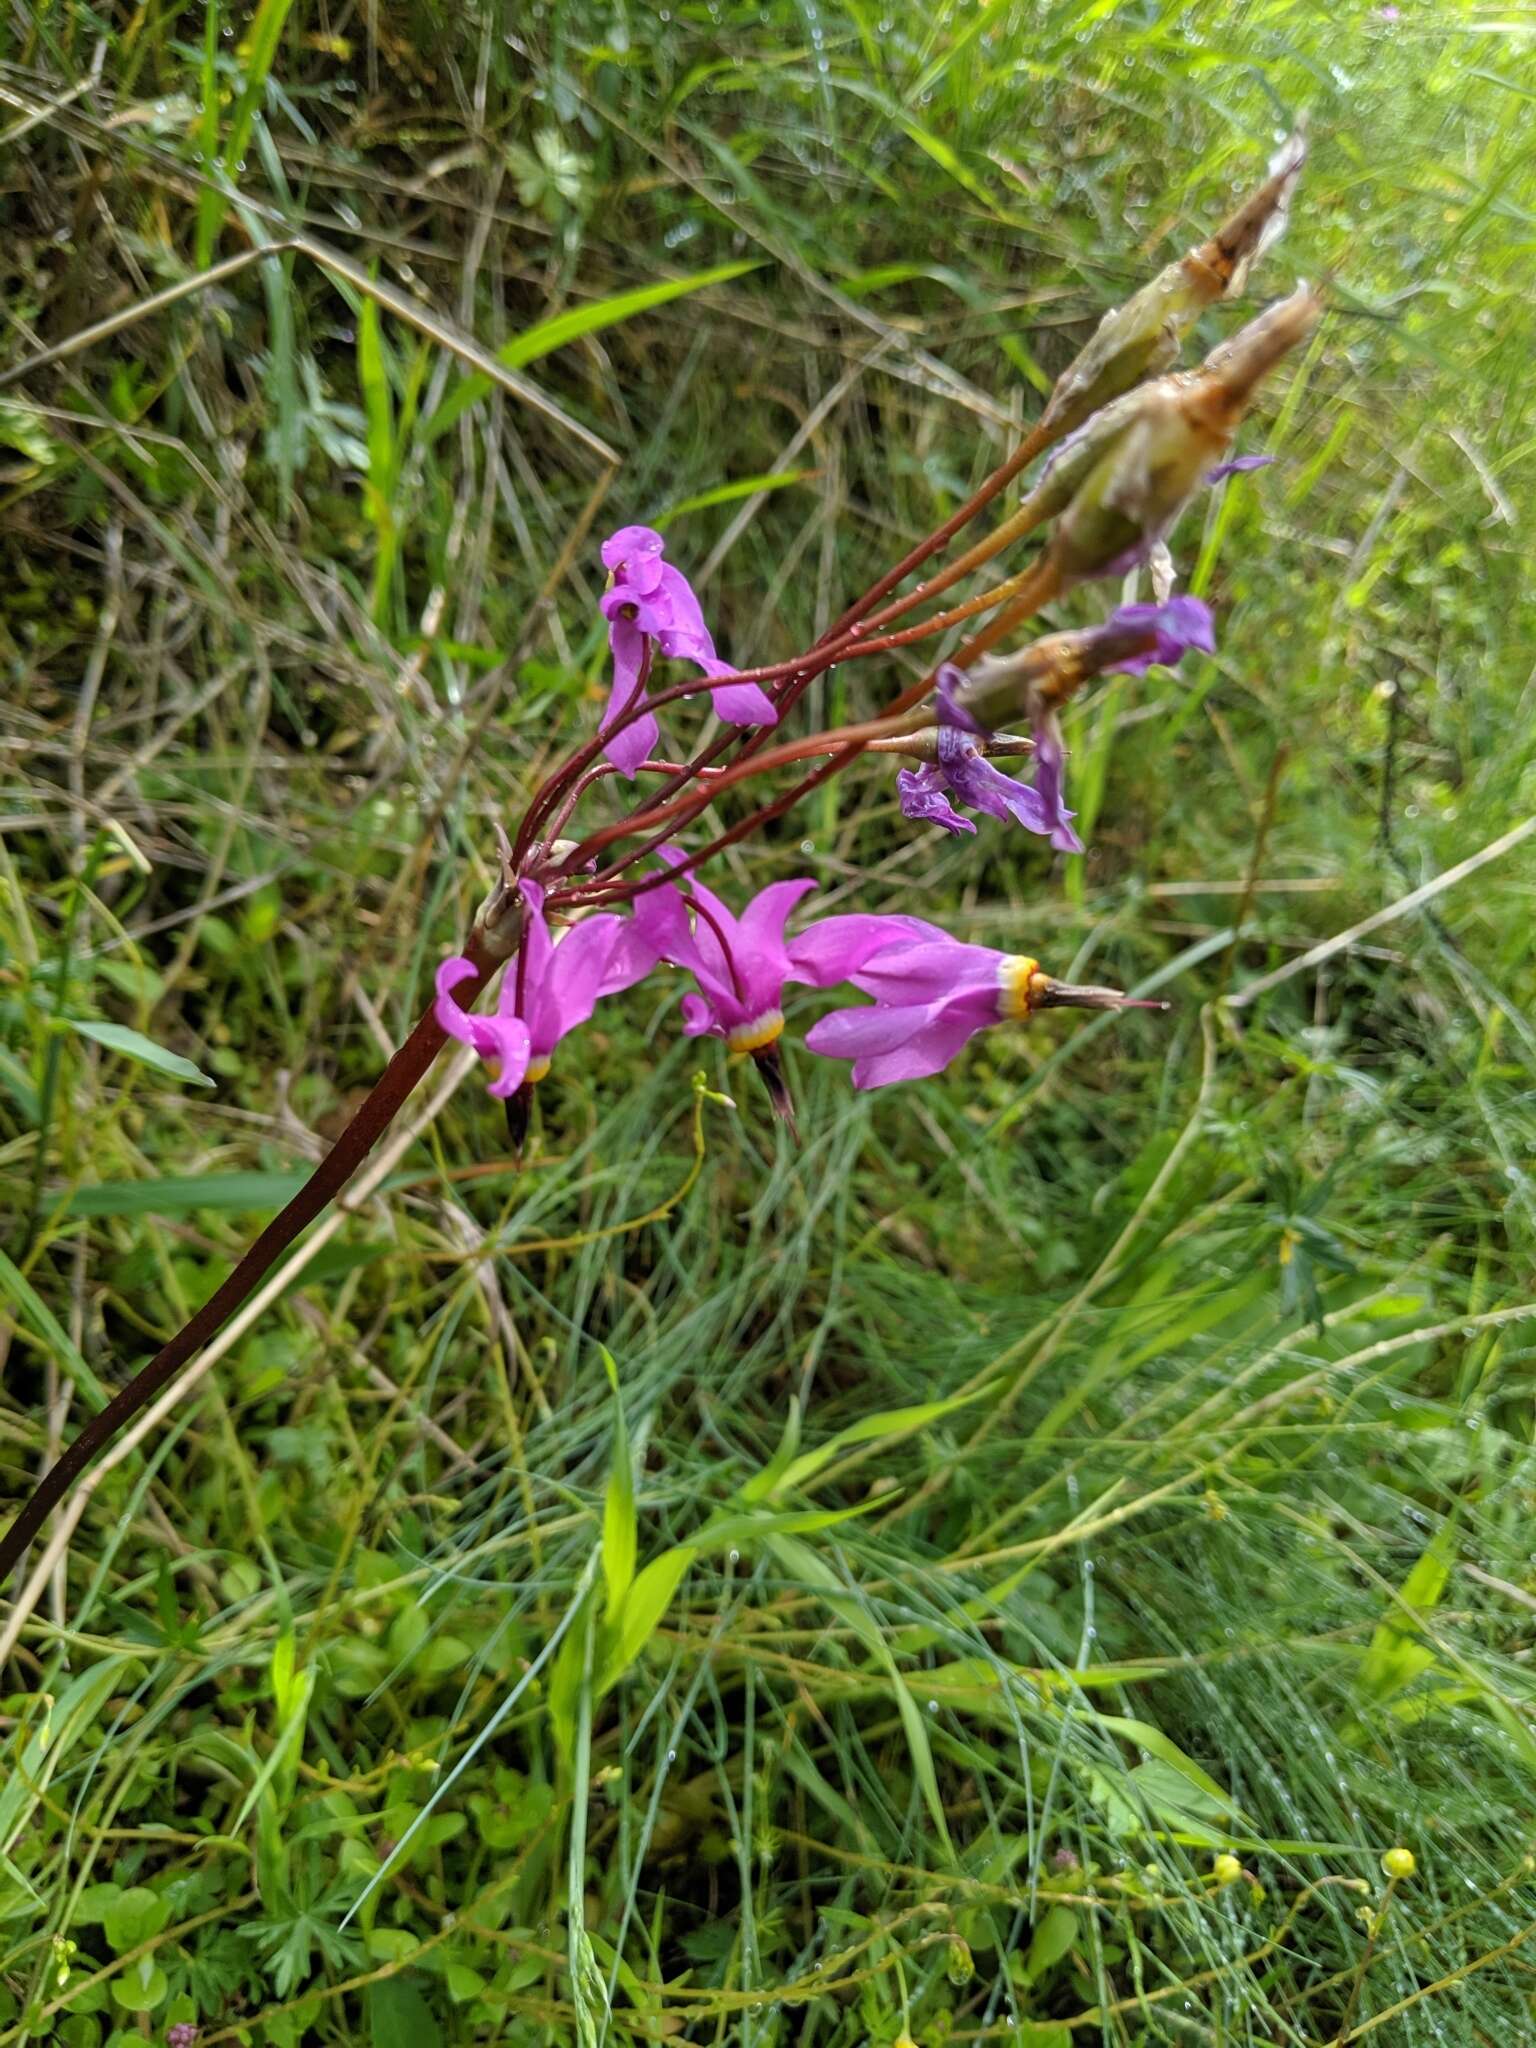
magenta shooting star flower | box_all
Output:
[435,881,654,1101]
[899,597,1213,853]
[599,525,777,778]
[631,863,921,1128]
[805,926,1167,1090]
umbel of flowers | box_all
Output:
[0,132,1325,1592]
[438,134,1318,1135]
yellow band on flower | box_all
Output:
[997,956,1047,1021]
[727,1009,785,1054]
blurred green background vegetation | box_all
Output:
[2,0,1534,2042]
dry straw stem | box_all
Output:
[1228,812,1536,1006]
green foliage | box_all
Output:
[2,0,1535,2043]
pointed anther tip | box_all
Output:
[1038,982,1173,1014]
[751,1044,801,1145]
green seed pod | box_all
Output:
[1038,132,1307,442]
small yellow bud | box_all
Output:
[1212,1853,1244,1886]
[1382,1846,1416,1880]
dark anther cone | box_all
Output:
[751,1044,800,1144]
[1039,981,1172,1013]
[504,1082,534,1160]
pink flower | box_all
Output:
[435,881,653,1099]
[805,925,1164,1088]
[599,526,777,777]
[632,866,918,1056]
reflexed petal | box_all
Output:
[477,1015,533,1099]
[535,914,626,1054]
[599,917,663,996]
[737,878,819,971]
[898,765,976,835]
[630,881,706,979]
[679,992,717,1038]
[602,615,658,778]
[601,524,667,596]
[852,937,1002,1008]
[434,957,495,1054]
[514,880,553,1015]
[435,959,532,1096]
[786,913,931,989]
[804,1002,932,1060]
[1206,452,1274,483]
[847,1005,990,1088]
[806,997,990,1089]
[707,673,778,727]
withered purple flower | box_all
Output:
[899,597,1212,853]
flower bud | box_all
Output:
[1212,1853,1244,1886]
[1038,132,1306,440]
[947,1936,975,1985]
[1381,1846,1416,1880]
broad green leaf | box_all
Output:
[369,1977,441,2048]
[598,1547,698,1695]
[1023,1905,1079,1982]
[421,261,759,441]
[1091,1714,1243,1818]
[111,1957,169,2011]
[1127,1758,1232,1828]
[103,1885,170,1954]
[68,1172,310,1217]
[64,1019,214,1088]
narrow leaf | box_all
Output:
[421,261,759,441]
[64,1019,214,1088]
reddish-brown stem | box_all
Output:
[540,416,1058,858]
[0,933,501,1593]
[562,558,1065,886]
[2,421,1070,1598]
